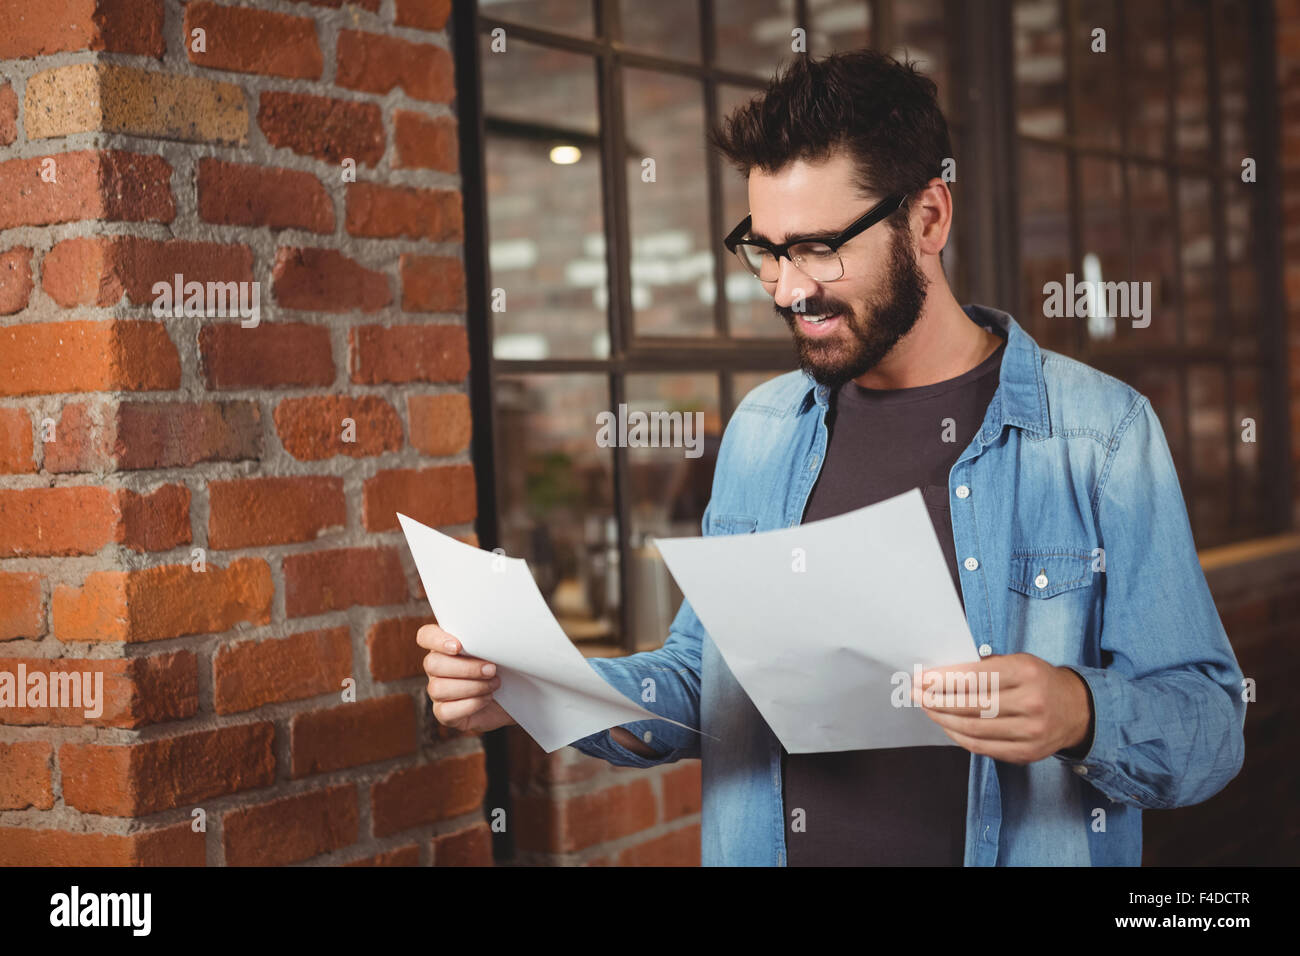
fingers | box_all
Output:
[431,694,494,725]
[422,649,497,680]
[426,674,501,702]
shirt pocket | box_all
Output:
[1007,549,1096,598]
[710,514,758,535]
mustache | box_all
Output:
[777,301,849,321]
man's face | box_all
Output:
[746,151,929,387]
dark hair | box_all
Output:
[707,49,952,236]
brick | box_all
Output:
[118,483,192,552]
[395,0,452,31]
[0,0,165,59]
[613,824,700,866]
[0,652,197,728]
[433,822,493,866]
[0,151,174,230]
[44,401,114,473]
[0,572,43,640]
[24,63,248,144]
[515,779,657,853]
[0,247,33,314]
[274,395,403,461]
[291,695,416,778]
[283,547,407,618]
[362,464,477,532]
[408,393,471,457]
[41,235,253,309]
[208,475,345,549]
[349,324,470,384]
[0,741,53,810]
[393,111,458,172]
[0,82,16,146]
[60,722,275,816]
[214,626,352,715]
[224,785,358,866]
[0,486,118,557]
[257,91,384,166]
[272,247,391,313]
[114,400,261,469]
[0,823,203,866]
[184,2,323,80]
[52,559,273,643]
[400,254,465,311]
[367,614,435,681]
[371,751,486,836]
[198,159,332,231]
[0,407,34,472]
[660,762,702,820]
[200,322,335,390]
[345,845,421,867]
[288,0,380,10]
[346,182,462,240]
[506,726,601,787]
[0,321,180,396]
[336,30,453,102]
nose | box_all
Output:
[771,256,821,312]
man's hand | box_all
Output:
[911,653,1092,764]
[417,624,517,734]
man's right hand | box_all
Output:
[417,624,517,733]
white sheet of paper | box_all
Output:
[398,513,700,753]
[652,488,980,754]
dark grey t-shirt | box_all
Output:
[783,340,1005,866]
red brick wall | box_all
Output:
[0,0,488,866]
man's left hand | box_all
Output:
[911,653,1092,765]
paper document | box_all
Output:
[398,513,700,753]
[653,488,980,754]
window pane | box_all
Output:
[717,83,787,339]
[1127,162,1177,346]
[1225,173,1259,350]
[478,0,594,35]
[714,0,798,77]
[1014,0,1066,139]
[1017,144,1072,353]
[495,374,617,643]
[624,374,721,650]
[1077,158,1127,346]
[624,70,713,338]
[1178,176,1215,344]
[1219,0,1253,172]
[1124,0,1169,158]
[1188,364,1229,545]
[1074,0,1121,150]
[1233,365,1267,538]
[1172,0,1211,166]
[807,0,872,55]
[482,40,608,360]
[893,0,952,116]
[732,370,792,409]
[619,0,701,60]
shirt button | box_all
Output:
[955,485,970,499]
[643,731,653,744]
[1073,764,1088,776]
[1034,573,1049,589]
[964,557,979,571]
[978,643,992,657]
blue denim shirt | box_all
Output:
[570,304,1246,866]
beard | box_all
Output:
[779,224,930,389]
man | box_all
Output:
[418,50,1246,866]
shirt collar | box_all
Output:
[796,304,1050,440]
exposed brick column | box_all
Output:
[0,0,487,866]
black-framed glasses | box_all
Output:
[723,191,909,283]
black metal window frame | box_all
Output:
[1008,0,1291,542]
